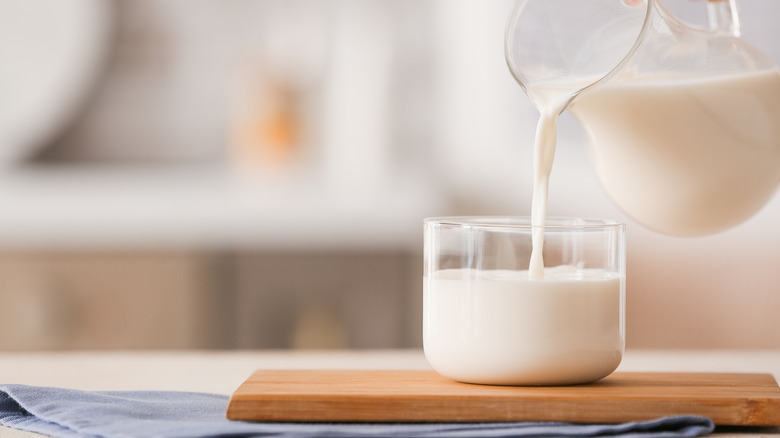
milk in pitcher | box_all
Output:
[569,69,780,236]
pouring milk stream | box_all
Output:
[508,0,780,276]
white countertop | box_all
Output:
[0,349,778,437]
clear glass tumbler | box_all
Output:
[423,217,626,386]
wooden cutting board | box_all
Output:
[226,370,780,426]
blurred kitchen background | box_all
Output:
[1,0,779,351]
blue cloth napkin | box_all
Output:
[0,384,714,438]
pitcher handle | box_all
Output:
[706,0,741,37]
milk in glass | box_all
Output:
[424,267,623,386]
[424,72,627,385]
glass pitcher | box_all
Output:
[506,0,780,236]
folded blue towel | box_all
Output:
[0,384,714,438]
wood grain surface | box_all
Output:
[226,370,780,425]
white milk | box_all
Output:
[422,73,622,386]
[570,69,780,236]
[423,266,623,386]
[527,89,571,279]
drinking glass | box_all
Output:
[423,217,626,386]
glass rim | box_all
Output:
[424,216,625,231]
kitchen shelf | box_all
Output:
[0,165,440,251]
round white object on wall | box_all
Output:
[0,0,113,166]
